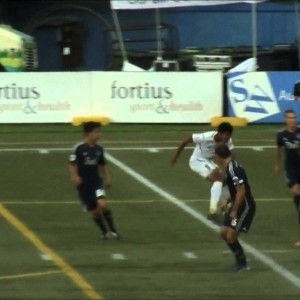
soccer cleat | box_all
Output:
[100,233,109,240]
[294,240,300,247]
[233,263,250,272]
[110,231,122,240]
[207,213,222,225]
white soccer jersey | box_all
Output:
[190,131,234,161]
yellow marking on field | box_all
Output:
[0,204,103,300]
[0,198,291,206]
[0,270,63,281]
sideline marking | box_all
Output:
[0,204,103,300]
[183,252,198,259]
[252,146,264,151]
[0,270,63,281]
[106,152,300,289]
[38,149,49,154]
[111,253,127,260]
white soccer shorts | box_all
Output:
[189,158,218,178]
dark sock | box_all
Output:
[226,241,247,265]
[294,196,300,224]
[93,215,108,235]
[103,209,117,233]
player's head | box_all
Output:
[83,121,101,143]
[214,143,231,165]
[216,122,233,143]
[294,82,300,101]
[284,109,297,129]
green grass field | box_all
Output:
[0,124,300,300]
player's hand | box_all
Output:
[71,175,82,187]
[105,181,112,190]
[274,164,280,173]
[171,156,177,166]
[230,210,237,220]
[220,200,227,213]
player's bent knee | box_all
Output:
[220,227,228,240]
[226,230,239,244]
[97,198,107,207]
[207,169,222,182]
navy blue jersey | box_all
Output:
[225,160,255,205]
[69,142,106,188]
[276,128,300,168]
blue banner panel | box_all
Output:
[227,72,300,123]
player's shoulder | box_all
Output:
[227,160,241,172]
[95,143,104,150]
[72,141,86,152]
[197,131,216,139]
[276,128,286,136]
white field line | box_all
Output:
[0,145,275,152]
[106,152,300,289]
[0,198,291,206]
[183,252,198,259]
[111,253,127,260]
[0,139,275,146]
[221,250,294,254]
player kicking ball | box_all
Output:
[171,122,234,221]
[214,144,256,272]
[68,121,120,240]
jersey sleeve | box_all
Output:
[192,133,206,144]
[276,132,283,147]
[69,145,79,164]
[228,161,245,187]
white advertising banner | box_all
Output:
[0,72,93,123]
[111,0,267,10]
[93,72,223,123]
[0,71,223,123]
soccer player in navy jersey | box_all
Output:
[275,109,300,247]
[215,144,256,272]
[69,122,120,239]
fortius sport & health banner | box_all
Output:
[110,0,267,10]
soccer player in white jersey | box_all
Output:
[171,122,234,220]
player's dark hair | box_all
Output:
[83,121,101,134]
[217,122,233,134]
[294,82,300,97]
[284,109,296,115]
[215,144,231,159]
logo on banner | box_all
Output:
[228,73,280,122]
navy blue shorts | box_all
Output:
[77,186,106,212]
[285,167,300,188]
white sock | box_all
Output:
[210,181,223,213]
[220,186,229,202]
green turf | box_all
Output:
[0,124,300,299]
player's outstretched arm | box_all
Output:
[274,146,282,173]
[68,163,82,187]
[171,136,193,165]
[100,165,112,189]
